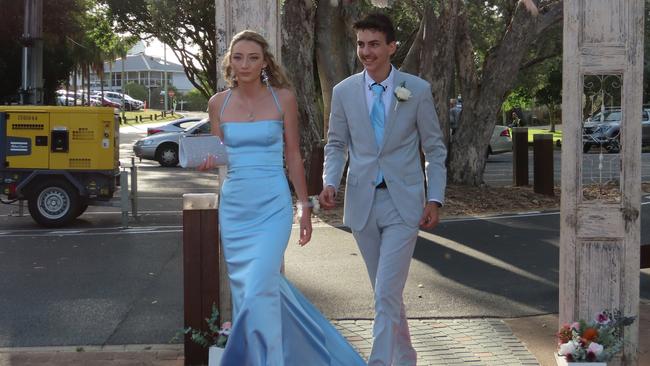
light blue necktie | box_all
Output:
[370,83,385,185]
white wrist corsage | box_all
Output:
[394,81,412,111]
[296,195,320,218]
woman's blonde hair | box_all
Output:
[221,30,292,89]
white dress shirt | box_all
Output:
[363,66,396,119]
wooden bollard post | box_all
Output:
[182,193,220,366]
[512,127,529,186]
[533,134,554,196]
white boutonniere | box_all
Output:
[394,81,412,111]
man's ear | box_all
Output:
[388,41,397,56]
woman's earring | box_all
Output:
[261,68,270,86]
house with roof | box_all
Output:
[86,51,194,94]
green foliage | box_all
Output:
[0,0,135,104]
[466,0,515,73]
[502,86,534,112]
[101,0,217,98]
[0,0,87,103]
[124,82,147,101]
[184,89,208,112]
[535,62,562,107]
[183,304,228,349]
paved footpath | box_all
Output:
[0,318,538,366]
[1,307,649,366]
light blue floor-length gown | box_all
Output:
[218,87,366,366]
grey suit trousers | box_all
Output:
[352,188,419,366]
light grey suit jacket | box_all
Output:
[323,69,447,231]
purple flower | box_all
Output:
[586,351,596,361]
[596,312,610,324]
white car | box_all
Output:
[146,117,202,135]
[488,125,513,156]
[97,91,144,111]
[133,118,211,167]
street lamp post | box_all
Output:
[163,43,168,112]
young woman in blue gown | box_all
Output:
[200,30,366,366]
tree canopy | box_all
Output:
[0,0,134,104]
[101,0,217,99]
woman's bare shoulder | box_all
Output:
[209,89,230,105]
[274,87,297,104]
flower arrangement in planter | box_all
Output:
[184,304,231,366]
[556,309,635,363]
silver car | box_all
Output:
[133,118,211,167]
[146,117,202,135]
[488,125,513,156]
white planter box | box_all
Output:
[209,346,225,366]
[555,353,606,366]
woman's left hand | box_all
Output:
[298,207,312,246]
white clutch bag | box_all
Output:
[179,134,228,168]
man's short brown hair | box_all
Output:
[353,13,396,44]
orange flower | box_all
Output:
[582,327,599,342]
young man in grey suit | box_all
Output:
[319,13,447,366]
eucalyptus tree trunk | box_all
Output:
[447,1,563,185]
[315,0,359,137]
[282,0,322,179]
[414,0,460,147]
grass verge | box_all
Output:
[525,128,563,145]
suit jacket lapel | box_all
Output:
[381,69,403,151]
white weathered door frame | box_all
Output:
[561,1,643,364]
[215,0,282,91]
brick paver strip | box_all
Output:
[333,318,540,366]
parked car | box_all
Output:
[146,117,202,135]
[582,108,650,153]
[488,125,513,156]
[133,118,211,167]
[450,104,512,156]
[97,91,144,111]
[55,90,82,106]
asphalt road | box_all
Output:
[1,119,649,348]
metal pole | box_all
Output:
[163,43,168,112]
[20,0,43,105]
[20,47,30,104]
[120,168,129,228]
[130,157,139,221]
[121,54,126,121]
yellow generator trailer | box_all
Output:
[0,106,120,227]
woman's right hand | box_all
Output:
[197,154,218,171]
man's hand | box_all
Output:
[419,202,440,230]
[318,185,337,210]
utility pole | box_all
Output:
[20,0,43,105]
[163,43,168,112]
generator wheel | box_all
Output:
[27,179,81,227]
[76,203,89,218]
